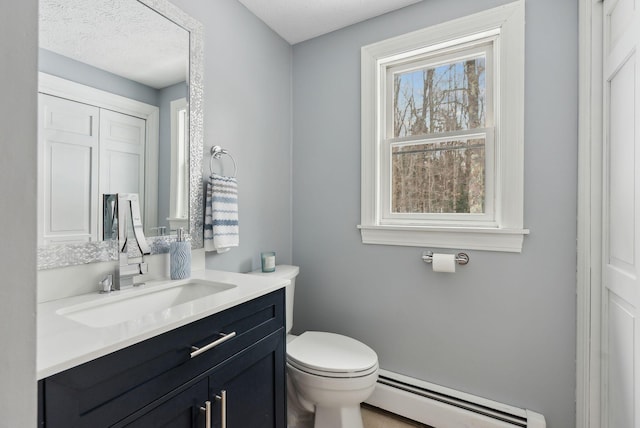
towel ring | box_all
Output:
[209,145,237,178]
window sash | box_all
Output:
[379,39,496,225]
[384,39,495,140]
[380,128,495,225]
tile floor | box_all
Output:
[361,405,433,428]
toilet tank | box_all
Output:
[250,265,299,334]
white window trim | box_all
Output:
[359,0,528,253]
[169,97,189,222]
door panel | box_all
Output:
[609,0,634,48]
[48,142,94,233]
[209,331,286,428]
[99,109,146,238]
[104,151,142,194]
[607,292,635,428]
[608,54,636,268]
[38,94,99,244]
[116,379,209,428]
[602,0,640,426]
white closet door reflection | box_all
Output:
[38,94,99,245]
[38,94,147,245]
[98,109,146,239]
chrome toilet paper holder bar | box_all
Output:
[421,251,470,265]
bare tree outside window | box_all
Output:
[391,56,486,214]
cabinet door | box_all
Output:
[98,109,147,238]
[114,379,209,428]
[209,330,286,428]
[38,93,99,245]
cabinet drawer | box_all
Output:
[41,289,284,428]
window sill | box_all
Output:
[357,224,529,253]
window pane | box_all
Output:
[391,138,485,214]
[393,56,486,138]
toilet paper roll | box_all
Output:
[432,253,456,273]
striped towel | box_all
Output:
[205,174,239,253]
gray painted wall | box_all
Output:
[0,0,37,426]
[291,1,577,428]
[39,48,160,106]
[170,0,293,273]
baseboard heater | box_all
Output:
[365,370,546,428]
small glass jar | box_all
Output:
[261,251,276,273]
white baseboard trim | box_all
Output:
[365,370,546,428]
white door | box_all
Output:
[38,94,99,245]
[601,0,640,426]
[98,109,146,238]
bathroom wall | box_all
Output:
[39,48,160,106]
[291,1,577,428]
[0,0,37,425]
[170,0,293,273]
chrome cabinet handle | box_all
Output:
[199,400,211,428]
[215,390,227,428]
[190,332,237,358]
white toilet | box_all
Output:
[250,265,379,428]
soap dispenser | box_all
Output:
[170,228,191,280]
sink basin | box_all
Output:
[57,279,237,328]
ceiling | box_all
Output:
[236,0,423,45]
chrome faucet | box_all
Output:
[110,193,151,290]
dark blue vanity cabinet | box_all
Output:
[38,289,286,428]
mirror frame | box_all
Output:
[37,0,203,270]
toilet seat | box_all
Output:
[287,331,378,379]
[287,359,379,379]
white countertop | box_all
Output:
[37,269,287,380]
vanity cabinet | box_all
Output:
[38,289,285,428]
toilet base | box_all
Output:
[287,412,313,428]
[287,374,314,428]
[314,404,364,428]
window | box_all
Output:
[386,42,493,222]
[359,0,528,252]
[169,98,189,225]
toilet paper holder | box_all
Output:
[421,251,470,265]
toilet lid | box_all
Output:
[287,331,378,376]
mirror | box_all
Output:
[37,0,203,269]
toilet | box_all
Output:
[250,265,378,428]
